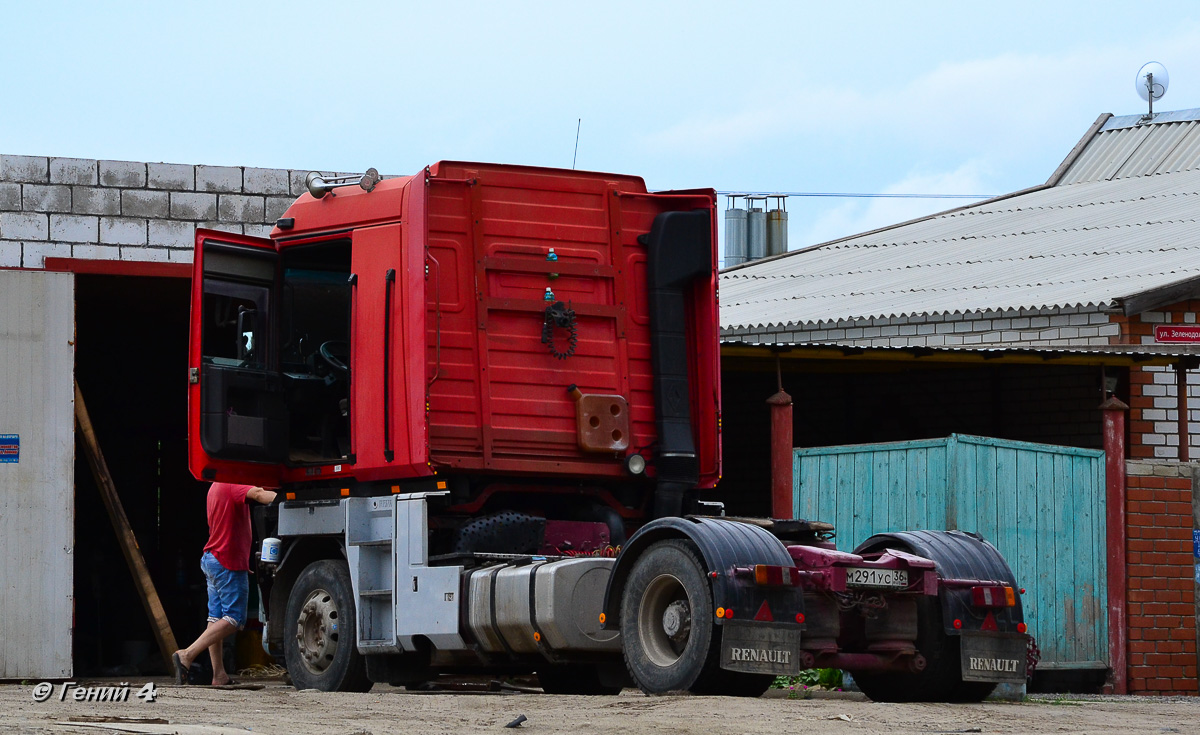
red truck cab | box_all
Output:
[189,162,720,520]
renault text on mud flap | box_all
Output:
[967,656,1021,673]
[728,647,792,664]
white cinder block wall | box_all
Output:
[0,154,326,268]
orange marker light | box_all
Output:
[340,488,350,497]
[286,492,296,500]
[533,632,541,642]
[715,607,726,619]
[598,613,606,624]
[1004,587,1016,607]
[391,485,400,494]
[437,480,447,490]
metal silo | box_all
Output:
[724,195,748,268]
[746,196,767,262]
[766,195,788,256]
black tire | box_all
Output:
[283,559,372,692]
[537,664,623,695]
[620,539,724,694]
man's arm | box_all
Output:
[246,486,277,505]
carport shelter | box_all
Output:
[718,109,1200,695]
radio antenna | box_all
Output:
[572,118,581,169]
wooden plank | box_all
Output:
[1054,453,1076,662]
[957,440,979,533]
[74,381,179,672]
[889,449,908,531]
[1036,451,1058,663]
[906,447,923,530]
[818,453,837,530]
[975,443,999,542]
[1016,449,1039,650]
[995,446,1019,570]
[852,453,873,547]
[928,443,948,530]
[1072,454,1096,662]
[871,451,889,537]
[1094,456,1109,664]
[835,453,854,551]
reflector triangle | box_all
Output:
[981,611,998,631]
[754,600,774,622]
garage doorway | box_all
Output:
[72,274,211,676]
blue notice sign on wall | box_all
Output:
[1193,529,1200,559]
[0,434,18,463]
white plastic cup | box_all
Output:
[261,537,282,564]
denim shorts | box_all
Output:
[201,551,249,630]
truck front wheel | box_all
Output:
[283,559,372,692]
[620,539,722,694]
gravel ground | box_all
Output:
[3,678,1198,735]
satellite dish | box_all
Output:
[1135,61,1169,102]
[1136,62,1169,121]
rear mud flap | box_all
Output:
[959,631,1027,683]
[719,621,802,676]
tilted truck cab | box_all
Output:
[188,162,1028,698]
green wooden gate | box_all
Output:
[794,434,1108,672]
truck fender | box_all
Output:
[601,517,800,629]
[854,530,1025,635]
[263,536,345,656]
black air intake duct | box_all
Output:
[641,210,712,518]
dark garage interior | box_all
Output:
[72,274,213,676]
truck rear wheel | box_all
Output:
[620,539,723,694]
[284,559,372,692]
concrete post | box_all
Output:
[1101,396,1129,694]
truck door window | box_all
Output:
[203,281,270,369]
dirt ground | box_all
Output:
[4,678,1198,735]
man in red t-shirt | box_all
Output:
[173,482,276,685]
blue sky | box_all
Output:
[4,1,1200,259]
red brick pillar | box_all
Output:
[1102,397,1130,694]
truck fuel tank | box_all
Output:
[465,557,621,656]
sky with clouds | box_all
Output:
[4,1,1200,261]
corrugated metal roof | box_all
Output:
[1059,108,1200,185]
[722,110,1200,332]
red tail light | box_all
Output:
[753,564,801,586]
[971,585,1016,608]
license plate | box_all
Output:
[845,567,908,588]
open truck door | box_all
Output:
[188,229,285,487]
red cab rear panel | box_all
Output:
[189,162,720,489]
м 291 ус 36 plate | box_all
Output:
[845,567,908,589]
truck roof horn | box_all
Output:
[304,168,382,199]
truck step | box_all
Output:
[359,589,393,598]
[348,539,392,547]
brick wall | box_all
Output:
[1113,301,1200,461]
[0,154,324,268]
[1124,460,1198,694]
